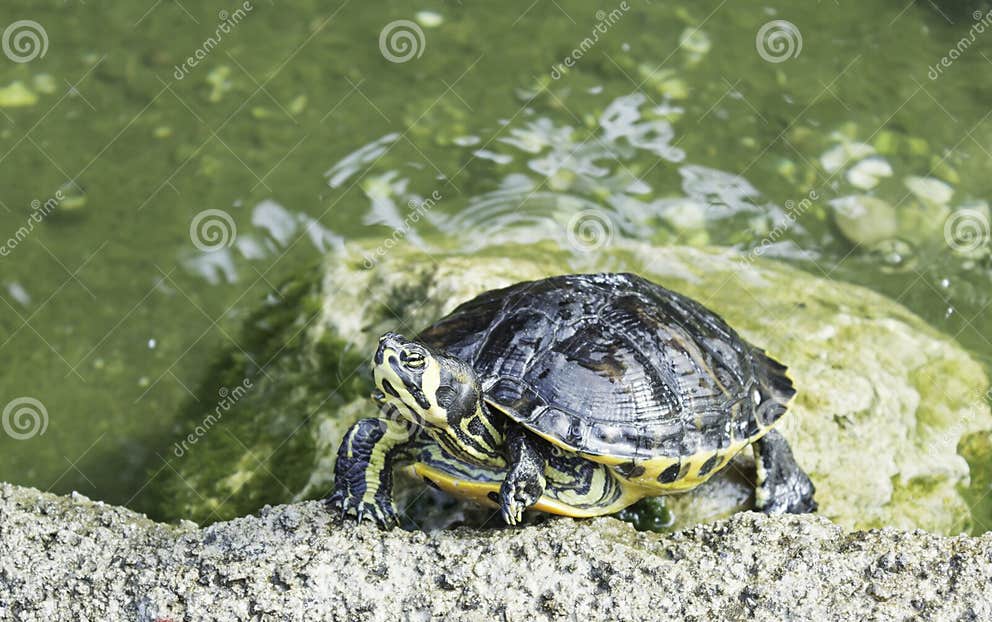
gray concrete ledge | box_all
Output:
[1,482,990,621]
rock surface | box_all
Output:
[148,241,992,534]
[2,482,991,622]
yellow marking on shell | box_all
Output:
[482,358,801,499]
[609,435,757,494]
[409,462,640,518]
[490,408,745,496]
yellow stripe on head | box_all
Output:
[373,332,505,467]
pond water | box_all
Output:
[1,1,991,523]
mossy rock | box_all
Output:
[145,241,992,535]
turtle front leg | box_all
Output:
[752,429,817,514]
[326,417,414,529]
[499,426,548,525]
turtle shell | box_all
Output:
[417,273,795,462]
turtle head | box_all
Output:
[372,332,480,429]
[372,332,504,463]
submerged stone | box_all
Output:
[844,157,892,190]
[819,141,874,174]
[904,175,954,206]
[146,241,992,535]
[829,195,898,246]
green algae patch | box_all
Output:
[141,264,367,524]
[145,241,992,534]
[959,431,992,533]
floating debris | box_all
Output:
[5,282,31,307]
[452,135,480,147]
[31,74,56,95]
[251,106,273,119]
[288,94,307,116]
[0,81,38,107]
[775,158,798,183]
[415,11,444,28]
[679,28,711,65]
[637,66,689,100]
[205,66,232,103]
[679,28,711,55]
[57,181,87,212]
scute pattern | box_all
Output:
[417,273,794,462]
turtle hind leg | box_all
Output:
[752,429,817,514]
[326,417,414,529]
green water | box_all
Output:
[1,1,991,520]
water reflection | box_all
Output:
[179,86,990,366]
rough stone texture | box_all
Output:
[150,241,992,534]
[1,483,991,622]
[313,242,992,534]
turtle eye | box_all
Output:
[403,351,426,369]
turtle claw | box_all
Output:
[323,491,348,520]
[499,477,540,526]
[361,499,400,529]
[500,502,524,526]
[324,489,399,529]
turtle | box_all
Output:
[326,272,816,528]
